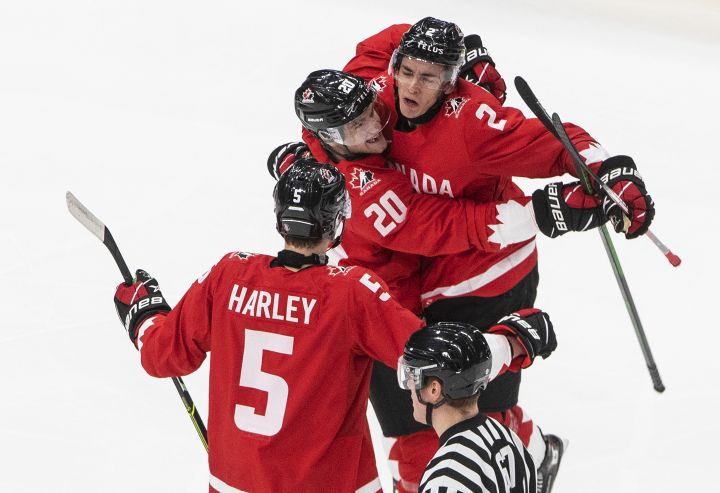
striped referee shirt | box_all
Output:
[419,414,536,493]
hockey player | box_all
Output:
[113,158,560,493]
[399,316,556,493]
[270,70,608,314]
[270,67,609,492]
[338,17,655,491]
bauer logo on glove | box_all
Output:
[114,269,171,345]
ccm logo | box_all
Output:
[547,183,567,232]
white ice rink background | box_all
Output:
[1,1,719,491]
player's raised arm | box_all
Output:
[114,266,214,378]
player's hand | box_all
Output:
[532,181,608,238]
[459,34,507,104]
[267,141,312,181]
[114,269,171,345]
[597,155,655,239]
[488,309,556,366]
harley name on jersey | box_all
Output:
[228,284,317,325]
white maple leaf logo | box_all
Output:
[579,142,609,165]
[349,167,375,190]
[487,200,538,248]
[445,97,469,118]
[327,265,354,276]
[371,76,388,93]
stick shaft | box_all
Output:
[512,79,666,392]
[66,191,211,446]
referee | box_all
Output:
[397,312,557,492]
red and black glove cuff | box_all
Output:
[488,308,556,368]
[598,155,655,238]
[114,269,171,345]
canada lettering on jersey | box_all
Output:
[227,284,317,325]
[389,161,454,197]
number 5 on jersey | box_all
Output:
[364,190,408,237]
[234,329,294,436]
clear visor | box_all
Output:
[331,190,351,239]
[321,98,391,147]
[397,356,438,391]
[390,50,460,90]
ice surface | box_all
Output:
[1,1,718,491]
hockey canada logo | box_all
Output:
[445,97,469,118]
[370,76,388,93]
[301,88,314,103]
[349,167,379,195]
[231,252,255,261]
[327,265,355,277]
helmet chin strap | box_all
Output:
[416,389,446,427]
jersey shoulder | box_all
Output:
[337,156,396,200]
[321,264,387,288]
[211,251,272,277]
[441,80,503,123]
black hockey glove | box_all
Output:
[532,181,608,238]
[114,269,171,345]
[267,141,312,181]
[489,308,556,367]
[458,34,507,104]
[597,155,655,239]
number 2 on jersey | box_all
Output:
[364,190,408,237]
[234,329,294,436]
[476,103,507,131]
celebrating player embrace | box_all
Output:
[113,158,559,492]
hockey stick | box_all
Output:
[513,77,666,393]
[514,77,680,267]
[66,191,210,449]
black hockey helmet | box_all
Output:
[398,322,492,400]
[294,69,390,147]
[390,17,466,87]
[273,157,349,246]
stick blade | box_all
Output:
[66,191,106,242]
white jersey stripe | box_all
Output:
[479,425,495,445]
[420,417,535,493]
[458,429,492,456]
[327,243,348,266]
[209,473,248,493]
[424,441,498,490]
[421,241,536,300]
[356,477,381,493]
[487,417,513,443]
[486,419,503,440]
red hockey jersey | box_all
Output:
[343,24,609,306]
[303,131,537,313]
[136,252,424,492]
